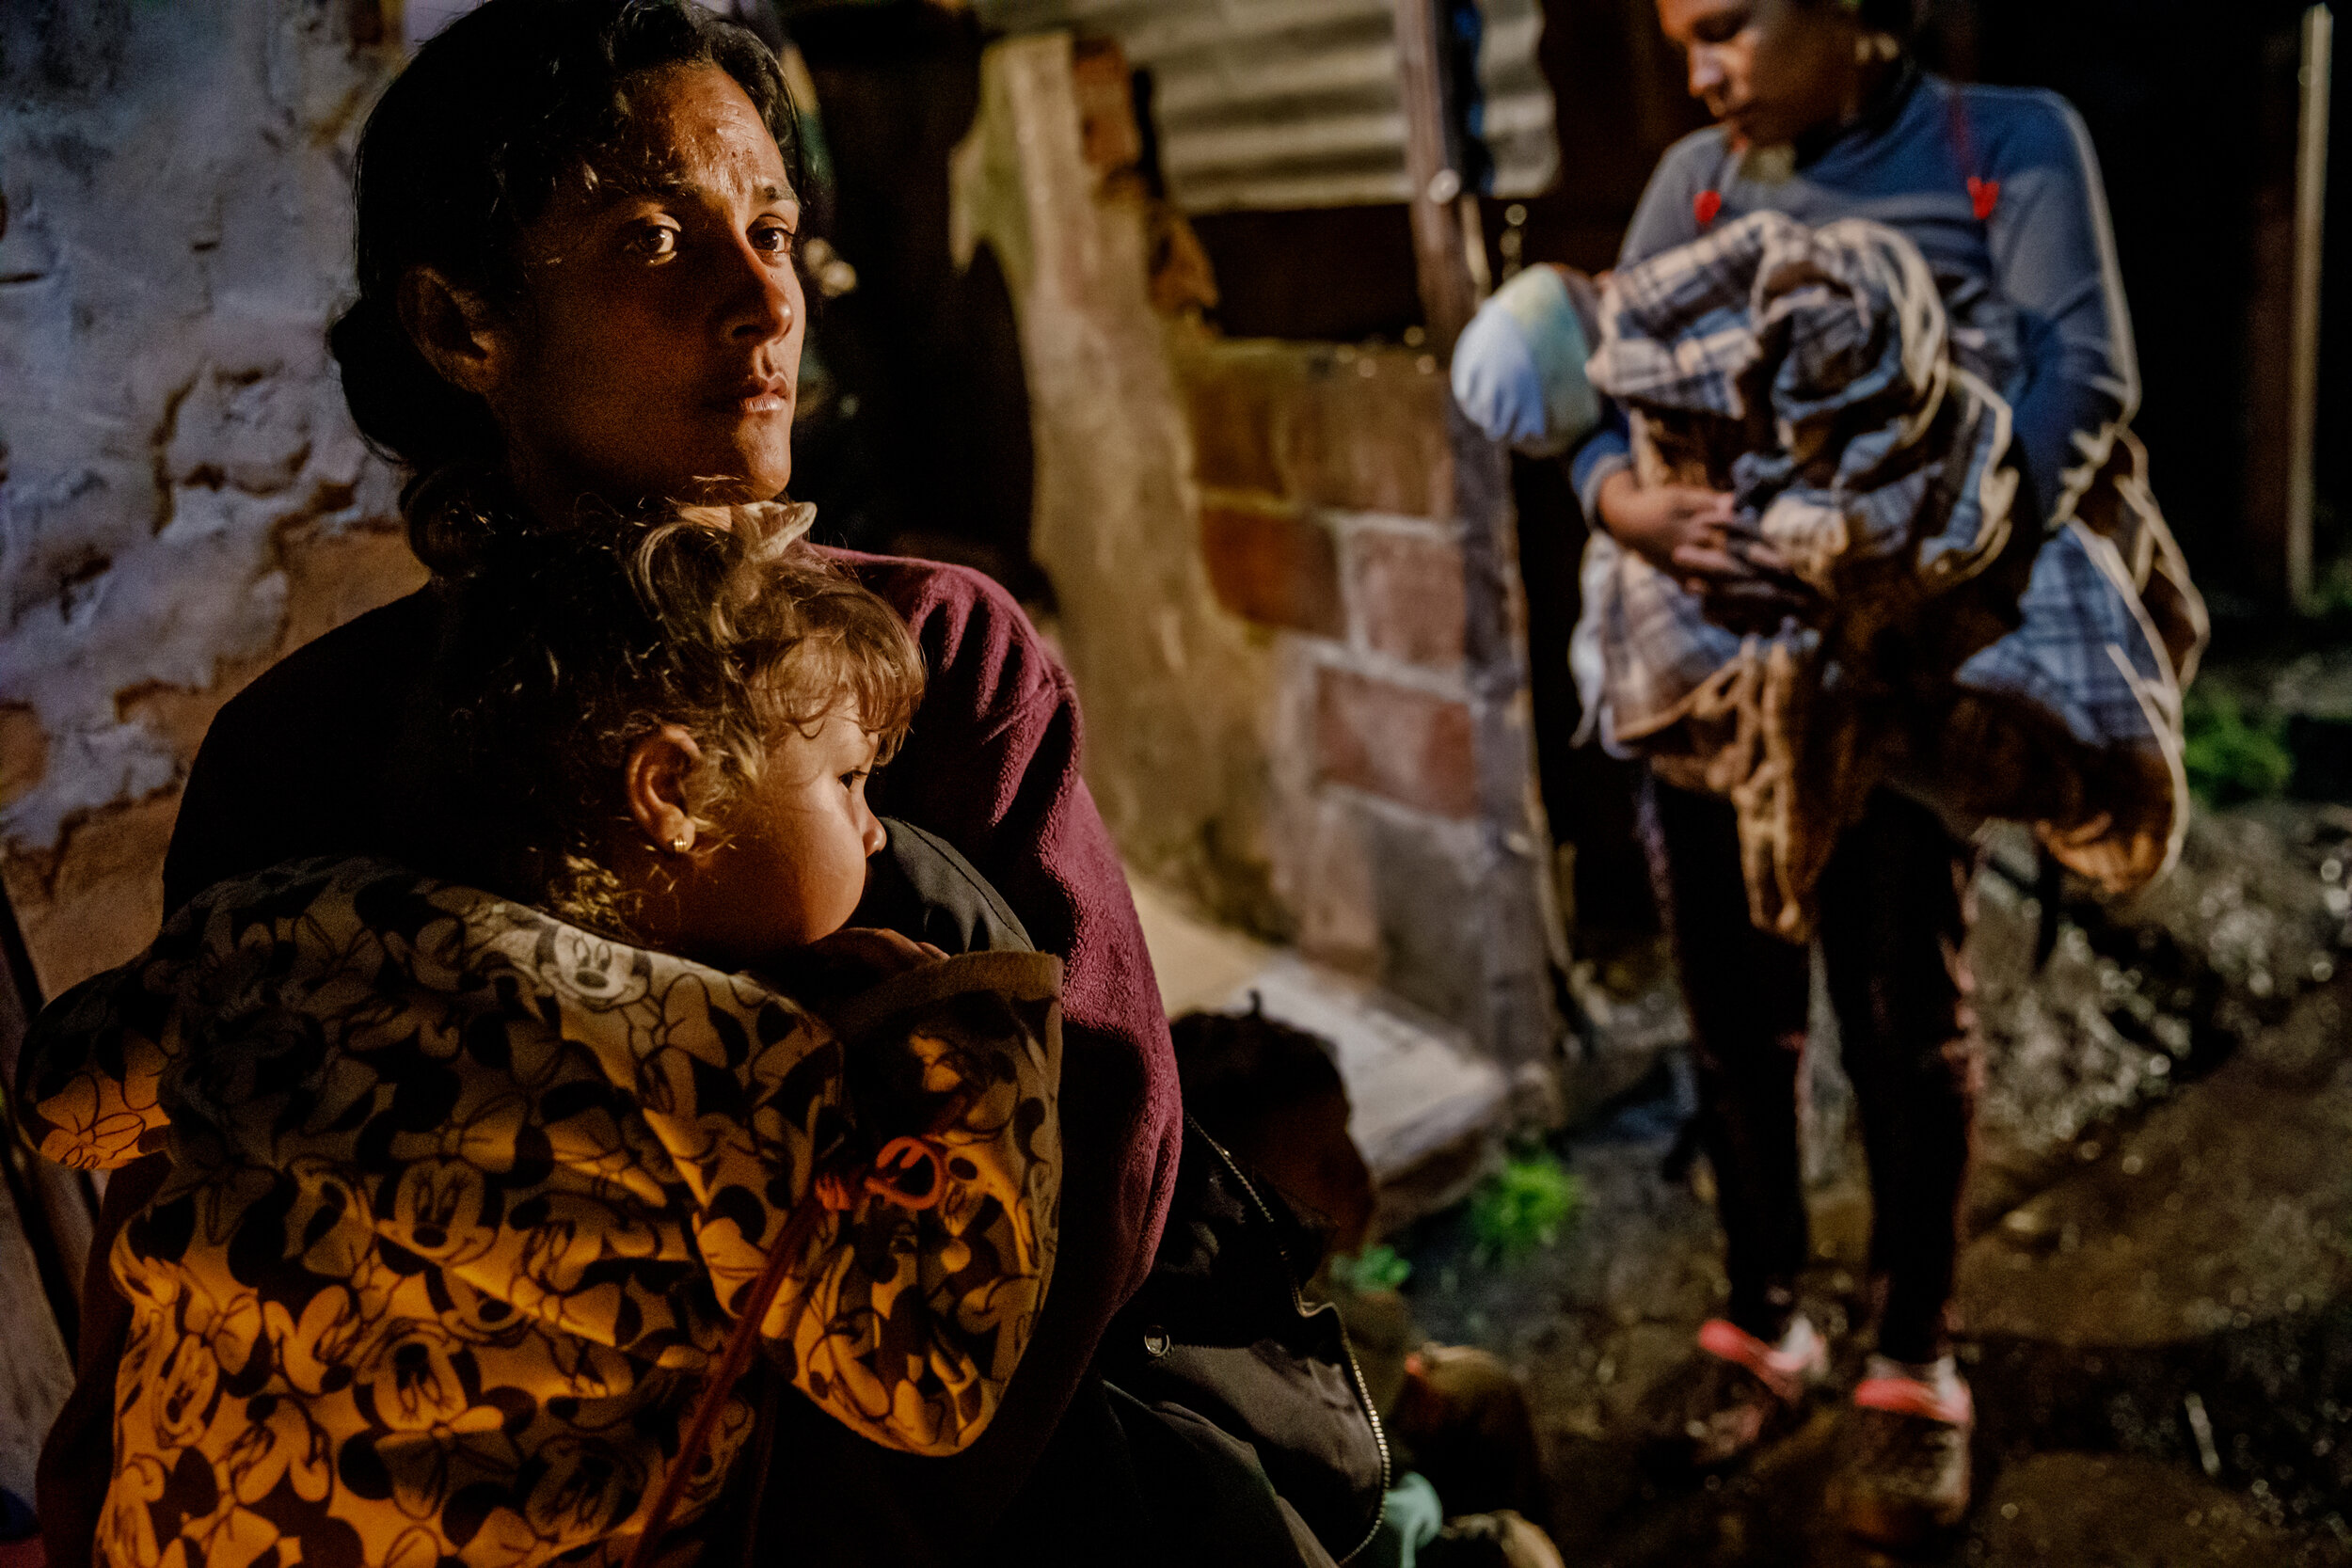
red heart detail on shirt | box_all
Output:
[1694,189,1724,227]
[1967,176,2001,221]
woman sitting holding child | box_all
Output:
[28,1,1181,1563]
[24,500,1064,1564]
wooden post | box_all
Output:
[1394,0,1566,1103]
[1392,0,1479,351]
[2291,3,2333,608]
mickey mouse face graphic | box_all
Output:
[151,1329,223,1449]
[389,1157,500,1268]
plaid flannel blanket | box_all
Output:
[1578,212,2204,939]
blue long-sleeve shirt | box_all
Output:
[1571,69,2139,538]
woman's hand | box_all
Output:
[1595,468,1818,629]
[1595,467,1737,576]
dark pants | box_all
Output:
[1643,780,1981,1364]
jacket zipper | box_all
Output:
[1191,1122,1392,1563]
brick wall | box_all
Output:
[1185,343,1477,823]
[1175,334,1560,1075]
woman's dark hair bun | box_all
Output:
[331,0,803,530]
[401,462,540,579]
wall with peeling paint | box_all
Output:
[0,2,425,996]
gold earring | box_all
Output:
[669,826,693,853]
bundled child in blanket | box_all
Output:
[16,500,1062,1567]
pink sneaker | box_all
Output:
[1637,1315,1827,1475]
[1835,1355,1975,1544]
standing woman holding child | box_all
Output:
[1456,0,2197,1546]
[28,2,1184,1563]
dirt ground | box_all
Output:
[1390,800,2352,1566]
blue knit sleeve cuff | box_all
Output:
[1572,425,1632,520]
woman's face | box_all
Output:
[1656,0,1867,150]
[489,63,806,510]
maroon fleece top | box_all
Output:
[112,548,1181,1555]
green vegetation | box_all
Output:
[1468,1148,1581,1267]
[2305,543,2352,618]
[1332,1243,1415,1293]
[2183,687,2294,807]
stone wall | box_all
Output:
[0,2,424,998]
[954,32,1563,1092]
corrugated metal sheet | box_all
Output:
[975,0,1559,213]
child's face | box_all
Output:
[671,708,887,968]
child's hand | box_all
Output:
[806,927,948,978]
[756,927,946,1002]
